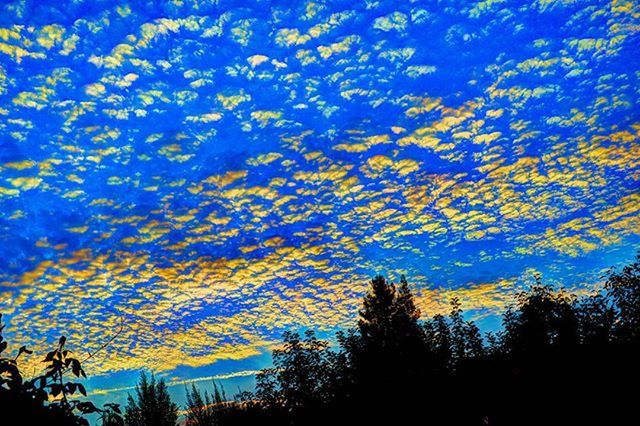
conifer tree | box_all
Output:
[124,372,177,426]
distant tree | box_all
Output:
[100,405,125,426]
[449,297,485,363]
[464,319,485,359]
[484,331,501,357]
[125,372,177,426]
[185,382,229,426]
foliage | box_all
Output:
[605,253,640,343]
[343,275,429,379]
[254,330,342,424]
[226,254,640,425]
[184,382,232,426]
[124,372,178,426]
[0,314,123,426]
[5,254,640,425]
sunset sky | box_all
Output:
[1,0,639,405]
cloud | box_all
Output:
[0,0,638,388]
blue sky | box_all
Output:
[1,0,639,407]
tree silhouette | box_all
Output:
[0,314,123,426]
[238,256,640,425]
[254,330,338,425]
[501,282,578,358]
[449,297,485,363]
[347,275,428,375]
[606,254,640,343]
[577,294,614,346]
[6,254,640,425]
[125,372,177,426]
[337,275,432,424]
[424,313,452,371]
[184,382,230,426]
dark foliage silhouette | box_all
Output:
[0,314,123,426]
[335,275,433,424]
[605,257,640,343]
[255,329,347,425]
[184,382,229,426]
[5,255,640,425]
[125,372,178,426]
[211,255,640,425]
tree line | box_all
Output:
[2,254,639,425]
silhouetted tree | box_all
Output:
[577,293,615,346]
[185,382,230,426]
[502,281,579,358]
[124,372,177,426]
[254,330,337,425]
[337,275,432,424]
[449,297,485,363]
[606,254,640,343]
[0,314,123,426]
[346,275,428,376]
[424,313,452,370]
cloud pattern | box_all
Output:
[0,0,639,385]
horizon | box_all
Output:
[1,0,639,414]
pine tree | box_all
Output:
[125,372,178,426]
[341,275,430,423]
[357,275,426,362]
[185,382,229,426]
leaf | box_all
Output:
[0,363,21,387]
[66,383,77,394]
[59,336,66,347]
[50,383,62,397]
[77,383,87,396]
[71,358,81,377]
[76,401,98,414]
[18,345,33,356]
[0,341,7,354]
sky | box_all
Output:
[0,0,639,407]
